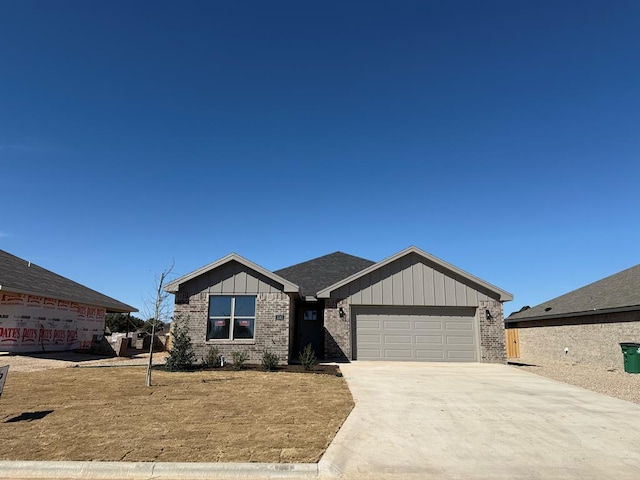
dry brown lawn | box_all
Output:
[0,366,354,463]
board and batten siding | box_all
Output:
[178,260,284,295]
[332,252,499,307]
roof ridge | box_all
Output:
[274,251,375,273]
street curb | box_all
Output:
[0,461,319,479]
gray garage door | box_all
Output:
[354,307,478,362]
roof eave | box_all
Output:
[505,304,640,324]
[317,246,513,301]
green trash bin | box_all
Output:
[619,343,640,374]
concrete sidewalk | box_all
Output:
[0,461,318,479]
[319,362,640,480]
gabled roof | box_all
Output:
[0,250,137,312]
[507,264,640,323]
[274,252,375,297]
[164,253,299,294]
[317,246,513,302]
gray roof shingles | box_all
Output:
[0,250,136,312]
[507,264,640,322]
[274,252,375,297]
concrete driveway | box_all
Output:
[320,362,640,480]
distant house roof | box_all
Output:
[165,253,299,294]
[506,264,640,323]
[0,250,137,312]
[274,252,375,298]
[316,246,514,302]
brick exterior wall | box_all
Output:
[514,310,640,369]
[173,291,292,365]
[478,300,506,363]
[324,299,351,361]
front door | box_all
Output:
[297,303,324,358]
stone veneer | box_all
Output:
[173,291,291,365]
[514,310,640,369]
[478,300,506,363]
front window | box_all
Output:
[207,295,256,341]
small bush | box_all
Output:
[203,346,221,368]
[165,316,196,371]
[299,343,317,371]
[261,350,279,371]
[231,351,249,370]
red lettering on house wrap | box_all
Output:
[39,329,52,343]
[43,297,57,308]
[53,330,66,344]
[0,327,20,343]
[1,294,23,306]
[22,328,37,343]
[27,295,43,306]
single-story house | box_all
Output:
[165,246,513,364]
[505,264,640,368]
[0,249,137,352]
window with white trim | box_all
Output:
[207,295,256,341]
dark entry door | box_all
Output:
[298,304,323,358]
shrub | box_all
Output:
[231,351,249,370]
[299,343,317,371]
[165,316,196,371]
[203,346,221,368]
[261,350,279,371]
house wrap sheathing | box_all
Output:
[0,250,136,353]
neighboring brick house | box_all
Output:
[0,250,136,352]
[506,264,640,369]
[165,246,512,365]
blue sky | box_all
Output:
[1,1,638,316]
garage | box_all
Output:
[317,247,513,363]
[354,306,478,361]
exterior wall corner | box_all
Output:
[478,300,506,363]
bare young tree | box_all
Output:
[144,262,174,387]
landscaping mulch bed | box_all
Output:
[0,365,354,463]
[198,363,342,375]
